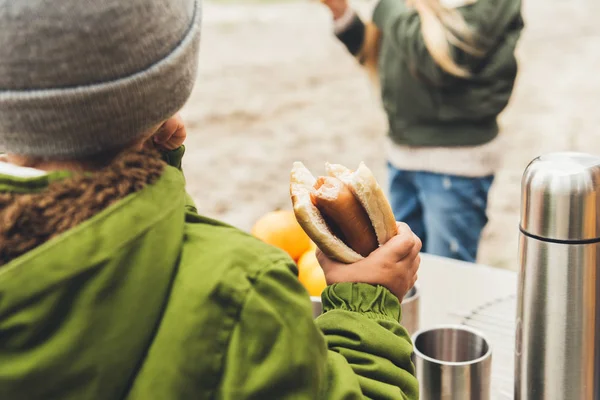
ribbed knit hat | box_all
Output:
[0,0,201,158]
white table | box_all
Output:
[418,254,518,399]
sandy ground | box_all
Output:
[180,0,600,270]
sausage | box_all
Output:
[310,176,378,257]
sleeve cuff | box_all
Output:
[333,7,357,34]
[321,283,401,322]
[335,14,367,56]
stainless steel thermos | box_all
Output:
[516,152,600,399]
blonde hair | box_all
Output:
[413,0,483,77]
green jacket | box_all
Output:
[0,150,418,399]
[338,0,523,147]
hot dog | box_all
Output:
[290,161,397,263]
[311,176,379,257]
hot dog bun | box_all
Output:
[290,161,398,263]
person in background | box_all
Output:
[322,0,523,263]
[0,0,420,399]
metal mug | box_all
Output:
[311,285,420,335]
[310,296,323,319]
[401,285,420,336]
[412,325,492,400]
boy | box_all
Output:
[0,1,420,398]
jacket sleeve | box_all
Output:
[335,12,382,79]
[216,259,418,399]
[336,12,367,57]
[372,0,523,84]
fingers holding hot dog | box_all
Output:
[291,161,420,301]
[316,224,421,300]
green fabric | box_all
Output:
[161,145,186,169]
[372,0,523,147]
[0,149,418,399]
[0,169,70,193]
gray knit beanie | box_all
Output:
[0,0,201,158]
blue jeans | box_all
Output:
[388,164,494,263]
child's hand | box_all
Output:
[152,114,187,151]
[320,0,349,20]
[316,222,421,300]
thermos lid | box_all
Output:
[521,152,600,241]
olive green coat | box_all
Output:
[0,150,418,399]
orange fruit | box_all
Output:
[251,210,311,261]
[297,249,327,296]
[297,249,318,283]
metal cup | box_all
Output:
[310,296,323,319]
[412,325,492,400]
[401,285,420,335]
[311,285,420,334]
